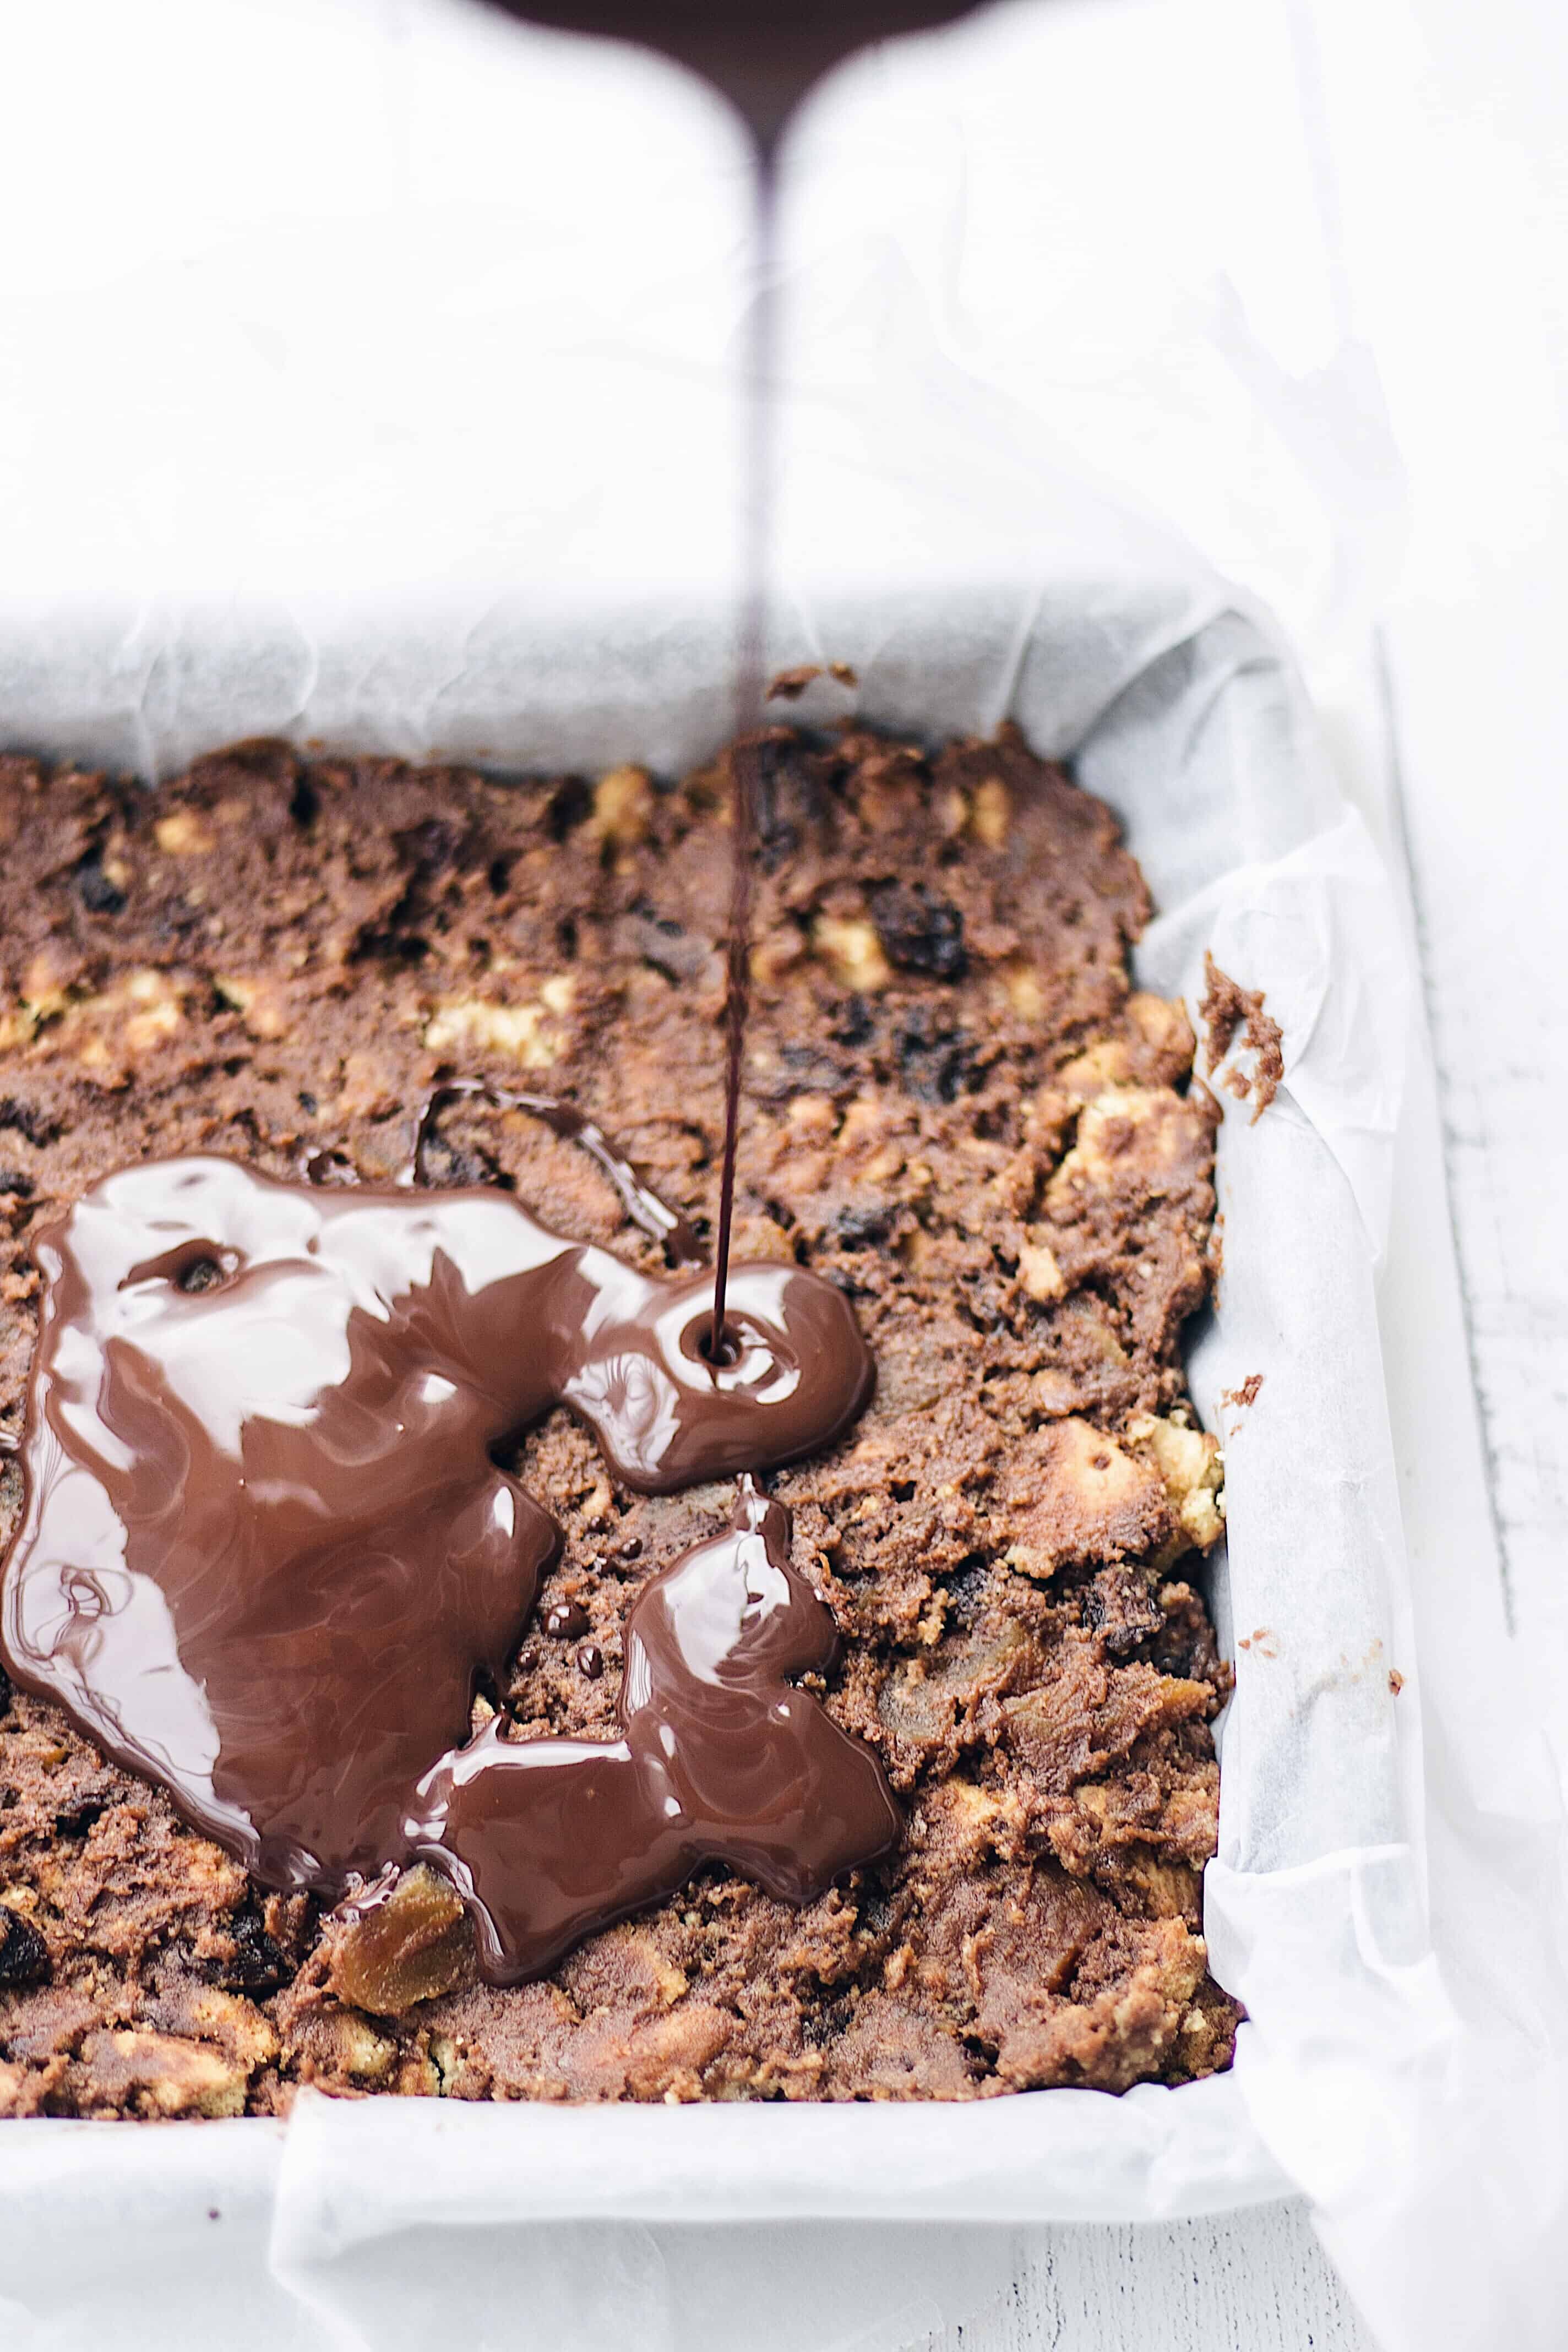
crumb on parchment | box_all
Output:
[1199,952,1283,1121]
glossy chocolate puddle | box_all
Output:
[0,1110,897,1981]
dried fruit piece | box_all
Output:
[328,1865,470,2017]
[0,1905,51,1987]
[869,883,967,980]
[211,1907,286,1997]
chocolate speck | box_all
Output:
[575,1642,605,1681]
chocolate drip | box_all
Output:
[407,1479,901,1983]
[484,3,976,156]
[0,1155,875,1905]
[709,146,776,1366]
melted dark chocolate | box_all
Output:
[0,1152,878,1921]
[407,1479,901,1983]
[485,1,977,152]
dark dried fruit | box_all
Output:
[0,1906,51,1987]
[0,1097,61,1147]
[396,816,466,876]
[834,1205,892,1251]
[857,1888,897,1939]
[940,1559,992,1632]
[422,1135,504,1191]
[547,776,593,841]
[869,883,966,981]
[829,995,875,1049]
[894,1013,982,1105]
[754,741,826,873]
[214,1909,287,1997]
[801,1992,854,2047]
[53,1797,104,1837]
[77,856,126,916]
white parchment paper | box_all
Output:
[1,4,1565,2349]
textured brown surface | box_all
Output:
[0,721,1236,2115]
[1200,949,1284,1120]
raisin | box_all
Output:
[829,995,875,1048]
[801,1993,854,2048]
[833,1206,892,1251]
[213,1908,288,1997]
[856,1887,899,1939]
[754,742,825,873]
[546,777,593,841]
[869,883,966,980]
[0,1908,51,1988]
[53,1798,104,1837]
[0,1098,61,1147]
[76,856,126,916]
[894,1013,981,1104]
[941,1559,992,1631]
[422,1135,505,1191]
[395,816,466,876]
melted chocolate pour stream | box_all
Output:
[0,1121,895,1982]
[709,147,775,1368]
[482,4,974,1364]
